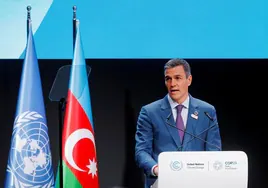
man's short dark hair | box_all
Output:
[164,58,191,78]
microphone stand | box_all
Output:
[165,119,221,150]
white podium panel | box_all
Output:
[157,151,248,188]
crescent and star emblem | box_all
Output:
[64,128,97,178]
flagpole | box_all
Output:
[27,6,31,39]
[58,97,64,188]
[57,6,78,188]
[73,6,77,50]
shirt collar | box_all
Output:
[167,94,189,109]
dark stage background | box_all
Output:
[0,59,267,188]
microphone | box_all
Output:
[166,112,221,150]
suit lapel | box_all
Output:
[160,96,182,148]
[182,96,199,150]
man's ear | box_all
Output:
[187,75,192,86]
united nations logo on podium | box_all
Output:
[170,160,183,171]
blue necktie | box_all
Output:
[176,105,184,143]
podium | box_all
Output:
[152,151,248,188]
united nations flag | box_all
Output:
[4,24,54,187]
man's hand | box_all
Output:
[153,166,159,176]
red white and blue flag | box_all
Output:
[59,21,99,187]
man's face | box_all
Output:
[165,65,192,103]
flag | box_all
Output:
[5,24,54,187]
[57,21,99,187]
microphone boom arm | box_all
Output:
[165,120,221,150]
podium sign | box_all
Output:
[156,151,248,188]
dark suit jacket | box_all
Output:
[135,95,222,188]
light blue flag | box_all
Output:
[5,24,54,188]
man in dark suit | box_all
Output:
[135,58,222,188]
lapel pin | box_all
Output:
[191,111,198,120]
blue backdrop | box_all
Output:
[1,0,267,59]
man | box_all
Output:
[135,58,222,188]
